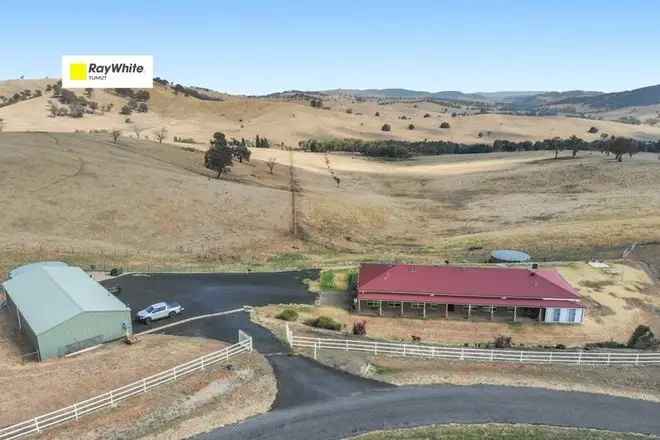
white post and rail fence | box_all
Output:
[0,331,253,440]
[285,324,660,366]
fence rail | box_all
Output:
[0,333,253,440]
[286,326,660,366]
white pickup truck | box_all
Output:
[136,301,184,324]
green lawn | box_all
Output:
[350,424,652,440]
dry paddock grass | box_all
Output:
[2,131,660,278]
[39,350,275,440]
[255,262,660,347]
[0,322,227,426]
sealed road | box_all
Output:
[199,385,660,439]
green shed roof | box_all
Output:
[2,266,130,335]
[9,261,69,279]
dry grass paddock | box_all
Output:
[255,262,660,347]
[2,130,659,277]
[0,319,226,426]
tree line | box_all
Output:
[299,136,659,161]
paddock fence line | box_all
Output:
[285,325,660,367]
[0,332,253,440]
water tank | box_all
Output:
[489,250,531,263]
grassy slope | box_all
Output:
[2,131,660,277]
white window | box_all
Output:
[568,309,577,322]
[387,301,401,308]
[553,308,561,322]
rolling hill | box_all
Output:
[2,79,660,147]
[553,84,660,109]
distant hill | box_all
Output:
[322,88,489,102]
[552,84,660,109]
[510,90,603,108]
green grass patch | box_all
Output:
[268,252,308,267]
[320,270,336,290]
[351,424,649,440]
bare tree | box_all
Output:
[132,124,146,140]
[154,127,168,143]
[266,157,277,174]
[111,129,121,144]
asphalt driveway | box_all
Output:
[101,271,392,407]
[102,272,660,438]
[199,385,660,439]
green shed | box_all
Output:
[2,264,132,361]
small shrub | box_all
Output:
[588,126,599,134]
[306,316,342,331]
[584,340,627,350]
[353,320,367,335]
[440,121,450,129]
[381,123,391,132]
[627,325,658,349]
[345,108,353,114]
[423,113,431,118]
[494,335,512,348]
[555,344,566,350]
[374,111,380,117]
[408,123,415,130]
[320,271,335,290]
[276,309,299,322]
[347,270,358,291]
[109,268,123,276]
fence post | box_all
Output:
[490,349,494,361]
[201,356,205,370]
[143,378,147,392]
[577,351,582,365]
[314,340,318,360]
[249,336,253,352]
[635,353,640,366]
[460,348,464,360]
[403,344,406,357]
[110,391,116,407]
[285,323,290,346]
[607,353,611,366]
[549,352,553,363]
[173,366,178,380]
[374,342,378,355]
[34,418,40,433]
[520,351,524,362]
[345,339,349,352]
[74,403,79,421]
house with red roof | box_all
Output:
[356,263,584,324]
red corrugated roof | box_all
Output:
[358,263,583,308]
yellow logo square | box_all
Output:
[70,63,87,81]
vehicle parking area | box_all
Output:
[101,270,318,350]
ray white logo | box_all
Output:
[62,55,153,89]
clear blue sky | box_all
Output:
[1,0,658,94]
